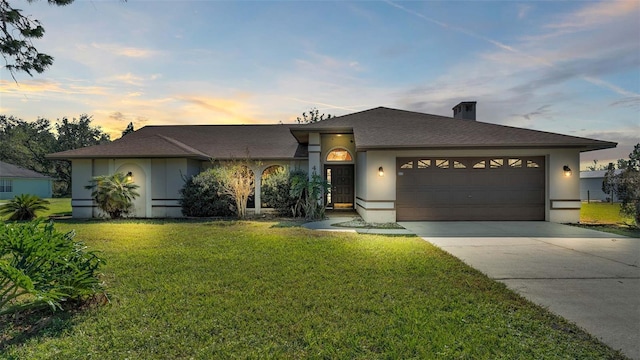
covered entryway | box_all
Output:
[325,164,354,209]
[396,157,545,221]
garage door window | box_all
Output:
[400,160,413,169]
[435,159,449,169]
[527,160,540,168]
[417,159,430,168]
[473,160,486,169]
[490,159,504,168]
[509,158,522,168]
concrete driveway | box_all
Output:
[399,221,640,360]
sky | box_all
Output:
[1,0,638,169]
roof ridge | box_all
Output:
[156,134,210,158]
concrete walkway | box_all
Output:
[400,221,640,359]
[303,216,414,235]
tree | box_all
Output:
[212,158,257,219]
[0,115,56,175]
[85,172,139,219]
[1,0,74,78]
[602,144,640,227]
[296,108,333,124]
[586,159,606,171]
[54,114,111,196]
[0,194,50,220]
[121,122,134,137]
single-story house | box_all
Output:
[47,102,616,223]
[580,170,622,202]
[0,161,53,200]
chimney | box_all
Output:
[452,101,476,120]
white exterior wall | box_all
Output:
[308,133,321,177]
[355,148,582,223]
[71,158,197,219]
[71,159,93,218]
[356,150,396,223]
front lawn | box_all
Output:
[1,221,625,359]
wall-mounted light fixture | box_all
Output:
[378,166,384,177]
[563,165,572,177]
[126,171,133,181]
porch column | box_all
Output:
[253,165,262,215]
[308,132,321,178]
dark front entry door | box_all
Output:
[325,165,354,208]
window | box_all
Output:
[473,160,486,169]
[435,159,449,169]
[400,161,413,169]
[0,179,12,193]
[326,169,332,204]
[508,158,522,168]
[326,148,353,162]
[417,159,431,168]
[490,158,503,168]
[527,160,540,168]
[453,160,466,169]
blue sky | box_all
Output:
[1,0,638,169]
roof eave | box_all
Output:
[355,142,618,152]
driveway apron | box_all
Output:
[399,221,640,360]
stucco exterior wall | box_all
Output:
[354,148,582,224]
[0,178,52,200]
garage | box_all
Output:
[396,156,545,221]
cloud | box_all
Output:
[546,0,639,30]
[0,79,109,96]
[90,43,160,58]
[513,104,553,121]
[517,4,533,19]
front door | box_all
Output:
[325,165,354,209]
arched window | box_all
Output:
[326,148,353,162]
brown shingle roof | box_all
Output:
[47,124,306,160]
[291,107,617,151]
[47,107,616,160]
[0,161,52,179]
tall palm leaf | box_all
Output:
[86,172,140,219]
[0,194,50,221]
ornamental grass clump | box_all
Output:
[0,220,106,315]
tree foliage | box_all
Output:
[0,194,50,220]
[179,170,234,217]
[261,167,302,216]
[121,122,135,137]
[602,143,640,227]
[0,114,110,196]
[296,108,333,124]
[85,172,139,219]
[290,168,330,220]
[212,160,257,219]
[0,220,105,315]
[0,0,74,78]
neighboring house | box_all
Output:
[47,102,616,223]
[580,170,622,202]
[0,161,53,200]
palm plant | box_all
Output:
[0,194,50,220]
[85,172,140,219]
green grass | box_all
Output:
[580,202,633,224]
[579,202,639,237]
[0,198,71,220]
[0,221,625,359]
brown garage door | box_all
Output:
[396,157,545,221]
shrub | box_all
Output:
[0,194,50,221]
[290,168,330,220]
[85,172,140,219]
[179,170,234,217]
[261,167,301,216]
[0,220,106,315]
